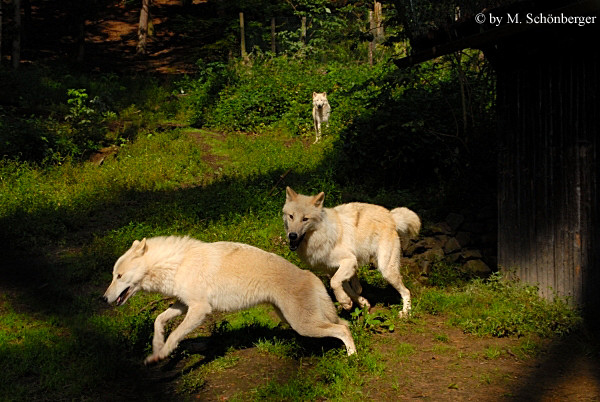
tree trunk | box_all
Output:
[455,51,470,136]
[137,0,151,55]
[239,12,248,61]
[12,0,21,69]
[374,1,384,40]
[368,10,375,66]
[271,17,276,54]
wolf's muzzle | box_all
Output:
[288,232,305,251]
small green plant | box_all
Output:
[511,338,542,360]
[255,337,299,358]
[434,333,450,343]
[350,306,396,333]
[427,258,471,288]
[484,346,503,360]
[64,88,113,154]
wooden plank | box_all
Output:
[497,44,599,308]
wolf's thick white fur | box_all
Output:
[103,236,356,364]
[283,187,421,317]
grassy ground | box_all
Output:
[0,124,591,401]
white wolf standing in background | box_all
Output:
[283,187,421,318]
[103,236,356,364]
[312,92,331,143]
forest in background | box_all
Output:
[0,0,497,207]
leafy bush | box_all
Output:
[0,67,181,164]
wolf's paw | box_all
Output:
[397,309,411,319]
[357,297,371,310]
[340,301,353,311]
[144,353,163,366]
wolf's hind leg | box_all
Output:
[377,237,411,318]
[296,321,357,356]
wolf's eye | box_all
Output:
[302,217,309,222]
[289,214,294,220]
[117,274,122,279]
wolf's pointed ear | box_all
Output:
[313,192,325,208]
[132,238,148,256]
[312,92,317,97]
[286,186,298,202]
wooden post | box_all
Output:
[368,10,374,66]
[374,1,384,40]
[271,17,276,54]
[136,0,150,55]
[239,12,248,60]
[301,16,306,46]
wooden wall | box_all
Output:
[492,29,599,309]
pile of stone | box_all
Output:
[403,208,497,280]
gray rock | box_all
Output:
[443,237,461,254]
[463,259,491,277]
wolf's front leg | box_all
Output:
[349,275,370,309]
[149,302,187,356]
[144,302,211,365]
[331,258,358,310]
[314,122,321,143]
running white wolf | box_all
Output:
[312,92,330,143]
[103,236,356,364]
[282,187,421,317]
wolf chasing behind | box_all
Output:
[103,236,356,364]
[283,187,421,318]
[312,92,330,143]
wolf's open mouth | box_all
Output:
[116,287,130,306]
[288,233,305,251]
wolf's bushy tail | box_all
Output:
[390,207,421,238]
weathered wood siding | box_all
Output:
[494,34,599,308]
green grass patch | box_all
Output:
[415,273,582,338]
